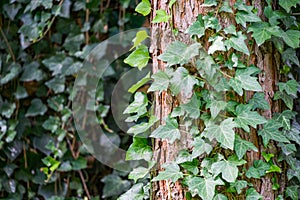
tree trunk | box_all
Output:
[150,0,286,199]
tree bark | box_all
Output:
[150,0,286,199]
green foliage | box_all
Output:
[152,163,183,182]
[135,0,151,16]
[152,9,171,23]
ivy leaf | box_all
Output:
[234,135,258,160]
[213,194,228,200]
[224,25,236,35]
[180,159,199,175]
[148,70,170,93]
[249,92,270,110]
[0,63,21,85]
[170,67,198,97]
[131,30,149,50]
[186,16,205,38]
[246,188,263,200]
[285,186,299,200]
[150,116,180,144]
[186,176,224,200]
[230,180,248,194]
[175,150,193,164]
[220,1,233,13]
[127,115,158,135]
[152,163,183,182]
[158,41,200,66]
[126,137,152,161]
[45,77,65,94]
[203,0,217,7]
[282,48,299,67]
[129,167,150,182]
[206,100,227,119]
[248,22,281,46]
[202,118,236,150]
[224,32,250,55]
[124,45,150,70]
[235,10,261,28]
[135,0,151,16]
[124,92,148,122]
[101,175,131,198]
[246,160,270,179]
[229,68,262,96]
[203,14,222,32]
[208,36,226,54]
[26,99,48,117]
[274,91,294,110]
[211,159,239,183]
[258,119,290,146]
[278,80,300,96]
[118,183,144,200]
[181,94,201,119]
[273,110,296,130]
[234,104,267,132]
[279,0,300,13]
[192,137,213,158]
[152,9,171,23]
[280,30,300,49]
[128,72,151,93]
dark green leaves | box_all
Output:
[152,163,183,182]
[246,160,270,179]
[150,116,180,144]
[249,92,270,110]
[279,0,300,13]
[26,99,47,117]
[235,10,261,28]
[248,22,281,46]
[126,137,152,161]
[158,41,200,66]
[123,92,148,122]
[278,80,299,96]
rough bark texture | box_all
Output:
[150,0,286,199]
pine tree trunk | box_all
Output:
[150,0,286,199]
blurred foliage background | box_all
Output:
[0,0,146,199]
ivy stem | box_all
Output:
[218,69,233,78]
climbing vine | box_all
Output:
[120,0,300,199]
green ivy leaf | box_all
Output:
[128,72,151,93]
[274,91,294,110]
[235,10,261,28]
[118,183,144,200]
[203,0,217,7]
[246,188,263,200]
[126,137,152,161]
[202,118,236,150]
[186,176,224,200]
[230,180,248,194]
[278,80,299,96]
[186,16,205,38]
[234,135,258,160]
[279,0,300,13]
[0,63,21,85]
[20,62,44,82]
[124,45,150,70]
[148,70,170,93]
[192,137,213,158]
[158,41,200,66]
[208,36,226,54]
[246,160,270,179]
[127,115,158,135]
[181,94,201,119]
[26,98,47,117]
[206,100,227,119]
[150,116,180,144]
[273,110,296,130]
[152,9,171,23]
[45,77,65,94]
[285,186,299,200]
[152,163,183,182]
[124,92,148,122]
[266,165,281,173]
[101,175,131,198]
[249,92,270,110]
[229,68,262,96]
[280,30,300,49]
[170,67,198,97]
[180,159,199,175]
[42,116,60,133]
[131,30,149,50]
[282,48,299,67]
[211,159,239,183]
[224,25,236,35]
[224,32,250,55]
[129,167,150,182]
[248,22,281,46]
[220,1,233,13]
[135,0,151,16]
[258,119,290,146]
[234,104,267,132]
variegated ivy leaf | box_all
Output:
[191,137,213,158]
[123,92,148,122]
[206,100,227,119]
[202,118,236,150]
[246,188,263,200]
[248,92,270,110]
[150,116,180,144]
[234,135,258,160]
[278,80,300,97]
[128,167,150,183]
[208,36,226,54]
[152,163,183,182]
[148,70,170,94]
[186,176,224,200]
[158,41,200,66]
[224,32,250,55]
[118,183,144,200]
[181,93,201,119]
[127,115,159,135]
[279,0,300,13]
[248,22,281,46]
